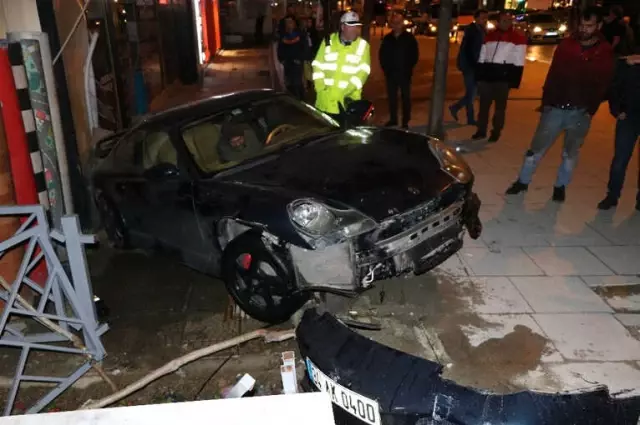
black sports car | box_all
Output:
[91,90,482,324]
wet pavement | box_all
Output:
[348,98,640,398]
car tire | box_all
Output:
[95,191,130,249]
[222,232,310,324]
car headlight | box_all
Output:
[404,19,410,25]
[533,26,542,33]
[428,139,473,184]
[487,22,495,30]
[429,24,436,31]
[559,24,567,32]
[288,199,377,239]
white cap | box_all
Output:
[340,11,362,26]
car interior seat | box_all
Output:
[143,131,177,169]
[182,122,222,172]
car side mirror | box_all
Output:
[143,162,180,180]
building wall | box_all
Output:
[52,0,92,168]
[0,0,41,35]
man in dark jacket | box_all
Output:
[598,54,640,211]
[379,12,419,128]
[449,9,488,126]
[506,8,614,203]
[602,5,632,56]
[278,16,307,100]
[278,6,299,39]
[473,11,526,142]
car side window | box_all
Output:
[138,130,177,171]
[182,109,262,173]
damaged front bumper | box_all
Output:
[297,309,640,425]
[290,191,482,295]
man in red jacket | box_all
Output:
[505,7,615,202]
[473,12,527,143]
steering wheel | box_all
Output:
[265,124,296,145]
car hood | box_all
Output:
[216,128,454,221]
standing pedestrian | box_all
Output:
[311,11,371,121]
[255,12,265,45]
[379,12,419,128]
[278,6,299,39]
[506,7,614,203]
[597,53,640,211]
[602,5,629,56]
[303,18,320,92]
[473,11,526,142]
[278,16,307,100]
[449,9,488,126]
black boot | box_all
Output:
[488,131,500,143]
[597,195,618,210]
[506,180,528,195]
[471,131,487,140]
[552,186,566,203]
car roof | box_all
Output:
[135,88,281,129]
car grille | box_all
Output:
[375,184,464,241]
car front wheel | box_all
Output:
[222,232,310,324]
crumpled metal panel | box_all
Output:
[297,309,640,425]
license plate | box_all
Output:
[306,358,381,425]
[546,32,558,36]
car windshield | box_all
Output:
[528,14,555,23]
[181,96,340,174]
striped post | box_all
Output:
[7,42,50,214]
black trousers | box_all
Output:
[283,62,304,100]
[477,81,510,136]
[386,75,412,125]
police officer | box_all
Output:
[311,11,372,121]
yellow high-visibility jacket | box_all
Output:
[311,33,371,114]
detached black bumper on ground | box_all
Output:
[296,309,640,425]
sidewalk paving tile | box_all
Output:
[459,247,545,276]
[533,313,640,361]
[545,362,640,397]
[523,247,613,276]
[460,314,563,362]
[586,213,640,246]
[480,222,550,248]
[458,277,532,314]
[509,276,612,313]
[598,289,640,313]
[616,314,640,327]
[581,275,640,287]
[433,253,472,277]
[589,246,640,275]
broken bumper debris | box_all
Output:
[291,192,482,294]
[296,309,640,425]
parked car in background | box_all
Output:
[516,12,567,43]
[91,90,482,325]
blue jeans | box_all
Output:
[451,71,476,124]
[607,116,640,201]
[518,107,591,187]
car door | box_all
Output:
[105,128,149,244]
[135,128,211,270]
